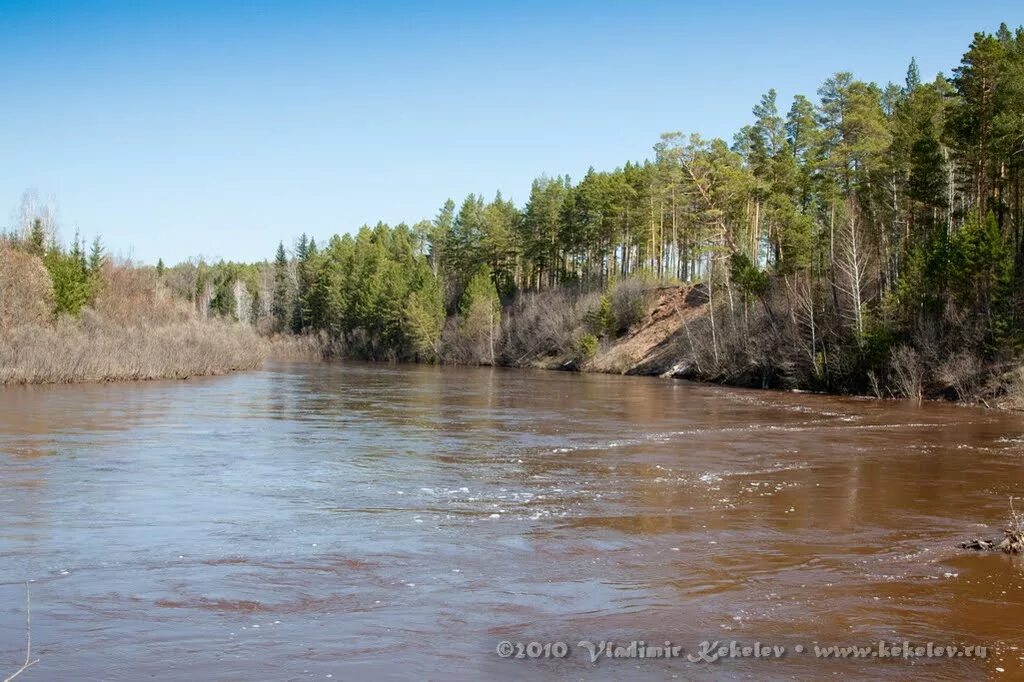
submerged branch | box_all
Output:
[4,582,40,682]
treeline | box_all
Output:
[207,23,1022,400]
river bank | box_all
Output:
[514,285,1024,412]
[0,244,322,386]
[3,248,1020,410]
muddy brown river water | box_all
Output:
[1,362,1023,680]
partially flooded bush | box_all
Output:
[584,294,614,337]
[936,351,984,401]
[962,497,1024,554]
[0,316,267,384]
[889,345,924,402]
[265,331,333,361]
[0,254,276,384]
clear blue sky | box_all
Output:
[0,1,1018,264]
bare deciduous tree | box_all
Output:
[15,189,59,245]
[890,345,924,402]
[834,201,873,342]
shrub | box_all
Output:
[0,245,53,330]
[610,277,655,335]
[576,333,599,362]
[0,316,268,384]
[936,351,984,401]
[889,345,924,402]
[93,261,192,326]
[499,288,598,363]
[584,294,614,337]
[43,248,94,315]
[0,251,276,385]
[456,266,501,365]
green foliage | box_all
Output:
[456,265,501,364]
[459,265,500,319]
[291,233,317,333]
[28,219,45,256]
[405,267,445,361]
[44,246,94,316]
[272,241,290,331]
[143,22,1024,385]
[284,224,447,360]
[949,212,1016,345]
[88,236,105,274]
[586,294,615,337]
[576,333,599,361]
[860,308,898,373]
[729,252,768,296]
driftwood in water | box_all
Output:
[962,498,1024,554]
[997,531,1024,554]
[961,534,1023,553]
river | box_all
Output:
[1,363,1022,679]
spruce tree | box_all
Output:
[271,241,290,332]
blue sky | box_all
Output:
[0,1,1018,264]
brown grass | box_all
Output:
[0,315,269,384]
[0,259,294,385]
[264,331,333,361]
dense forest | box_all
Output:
[4,23,1024,400]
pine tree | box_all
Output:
[28,218,46,256]
[89,236,105,274]
[904,57,921,93]
[292,233,311,333]
[44,244,93,316]
[271,241,290,332]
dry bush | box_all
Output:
[440,317,496,366]
[0,316,268,384]
[866,370,883,398]
[889,345,924,402]
[662,284,775,385]
[610,278,655,334]
[265,331,333,361]
[439,317,471,364]
[0,245,53,330]
[499,288,600,364]
[936,351,984,401]
[1002,497,1024,554]
[0,257,277,385]
[93,261,191,326]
